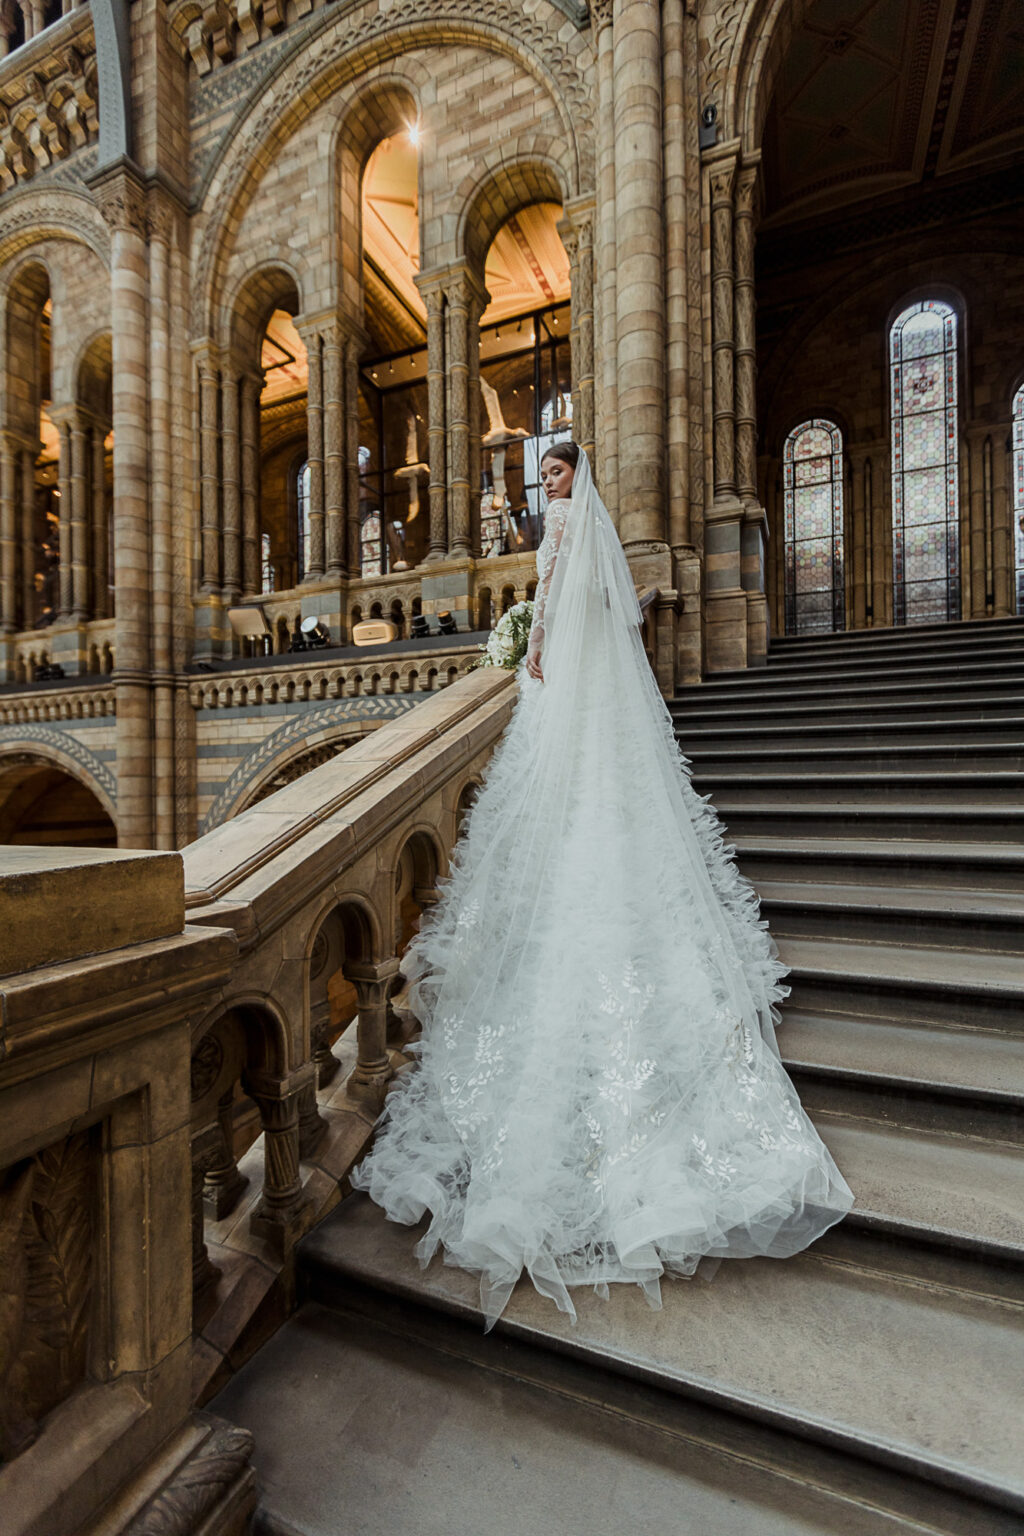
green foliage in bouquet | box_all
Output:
[470,600,535,670]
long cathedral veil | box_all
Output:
[352,447,852,1329]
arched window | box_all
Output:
[296,460,311,582]
[890,300,960,625]
[1013,384,1024,617]
[783,419,845,635]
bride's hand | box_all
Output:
[525,644,544,682]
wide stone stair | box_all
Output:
[212,618,1024,1536]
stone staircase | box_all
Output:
[211,618,1024,1536]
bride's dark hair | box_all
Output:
[541,441,580,470]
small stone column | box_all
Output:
[415,274,448,562]
[243,1067,312,1250]
[240,372,261,596]
[302,327,325,579]
[191,1127,222,1304]
[709,157,737,506]
[202,1090,248,1220]
[445,266,487,559]
[56,418,73,618]
[0,434,16,635]
[20,445,35,627]
[70,415,90,621]
[346,957,401,1108]
[91,426,109,619]
[323,323,345,576]
[344,333,363,580]
[197,352,221,594]
[220,372,242,604]
[311,1000,340,1087]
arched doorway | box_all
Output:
[0,760,117,846]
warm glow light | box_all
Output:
[407,121,421,147]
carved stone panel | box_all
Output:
[0,1131,94,1463]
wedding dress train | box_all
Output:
[349,450,854,1330]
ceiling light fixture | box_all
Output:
[408,121,422,147]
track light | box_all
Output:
[411,614,431,639]
[437,609,458,635]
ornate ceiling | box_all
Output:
[761,0,1024,227]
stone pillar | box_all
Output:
[93,165,154,848]
[69,415,90,621]
[243,1068,312,1251]
[91,426,109,619]
[346,957,401,1108]
[613,0,666,546]
[445,266,486,559]
[415,275,448,561]
[559,198,596,464]
[302,327,325,580]
[311,1001,340,1087]
[220,372,242,604]
[197,352,221,593]
[240,372,261,596]
[594,0,618,512]
[323,322,345,576]
[733,167,758,506]
[149,198,178,850]
[0,434,16,636]
[662,0,689,552]
[56,419,73,617]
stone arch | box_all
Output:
[332,73,424,316]
[74,328,113,417]
[704,0,815,155]
[456,147,571,273]
[224,262,305,370]
[0,729,117,818]
[3,256,49,437]
[191,3,591,338]
[391,823,444,958]
[0,754,118,845]
[0,188,110,275]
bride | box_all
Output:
[349,442,854,1330]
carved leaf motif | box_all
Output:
[19,1132,93,1421]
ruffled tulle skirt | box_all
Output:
[349,627,854,1330]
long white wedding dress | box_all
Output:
[349,449,854,1330]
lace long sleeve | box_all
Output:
[527,498,572,656]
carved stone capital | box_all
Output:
[91,166,148,239]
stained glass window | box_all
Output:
[890,301,960,624]
[260,532,275,595]
[1013,385,1024,617]
[783,419,845,635]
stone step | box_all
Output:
[694,771,1024,808]
[777,935,1024,1032]
[676,664,1024,707]
[684,742,1024,775]
[734,835,1024,893]
[758,879,1024,953]
[672,693,1024,726]
[709,798,1024,843]
[288,1195,1024,1535]
[768,617,1024,657]
[677,715,1024,749]
[685,650,1024,691]
[208,1295,936,1536]
[780,1009,1024,1121]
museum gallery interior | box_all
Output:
[0,1,1023,1532]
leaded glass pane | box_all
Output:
[783,419,845,635]
[890,300,959,625]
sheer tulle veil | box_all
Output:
[350,446,854,1329]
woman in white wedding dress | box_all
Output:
[349,443,854,1330]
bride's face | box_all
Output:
[540,455,575,501]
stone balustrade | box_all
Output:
[0,666,517,1506]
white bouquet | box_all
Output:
[471,600,535,671]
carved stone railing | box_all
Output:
[0,5,97,193]
[0,668,516,1517]
[0,846,256,1536]
[0,679,115,722]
